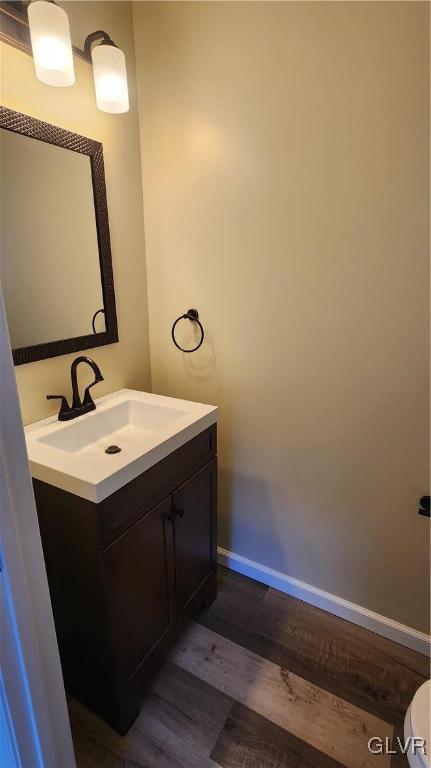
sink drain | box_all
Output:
[105,445,121,454]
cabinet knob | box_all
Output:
[174,507,185,519]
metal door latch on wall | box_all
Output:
[418,496,430,517]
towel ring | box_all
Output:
[91,308,105,334]
[171,309,205,353]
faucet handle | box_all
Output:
[47,395,70,420]
[82,375,104,408]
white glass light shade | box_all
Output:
[28,1,75,87]
[91,44,129,114]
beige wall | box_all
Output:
[0,1,151,425]
[133,1,430,632]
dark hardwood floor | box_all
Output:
[69,566,429,768]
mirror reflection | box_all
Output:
[0,128,106,350]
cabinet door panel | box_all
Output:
[173,459,217,615]
[102,496,175,682]
[98,426,216,548]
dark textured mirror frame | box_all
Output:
[0,106,118,365]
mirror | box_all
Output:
[0,106,118,364]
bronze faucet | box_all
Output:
[47,356,104,421]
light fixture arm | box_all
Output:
[83,30,117,61]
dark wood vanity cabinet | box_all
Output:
[102,496,176,684]
[173,460,217,618]
[33,425,217,734]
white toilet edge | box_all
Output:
[404,702,430,768]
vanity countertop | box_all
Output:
[25,389,218,502]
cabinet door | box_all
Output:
[172,459,217,616]
[102,496,175,682]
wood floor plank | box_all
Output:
[215,565,269,606]
[134,695,220,768]
[263,587,429,724]
[198,568,428,725]
[69,567,424,768]
[134,660,233,768]
[148,658,234,737]
[168,621,393,768]
[72,730,144,768]
[389,726,410,768]
[69,697,185,768]
[211,701,346,768]
[69,660,233,768]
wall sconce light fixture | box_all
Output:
[27,0,74,87]
[84,31,129,114]
[15,1,129,113]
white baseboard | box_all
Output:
[217,547,431,657]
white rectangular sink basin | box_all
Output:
[25,389,218,502]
